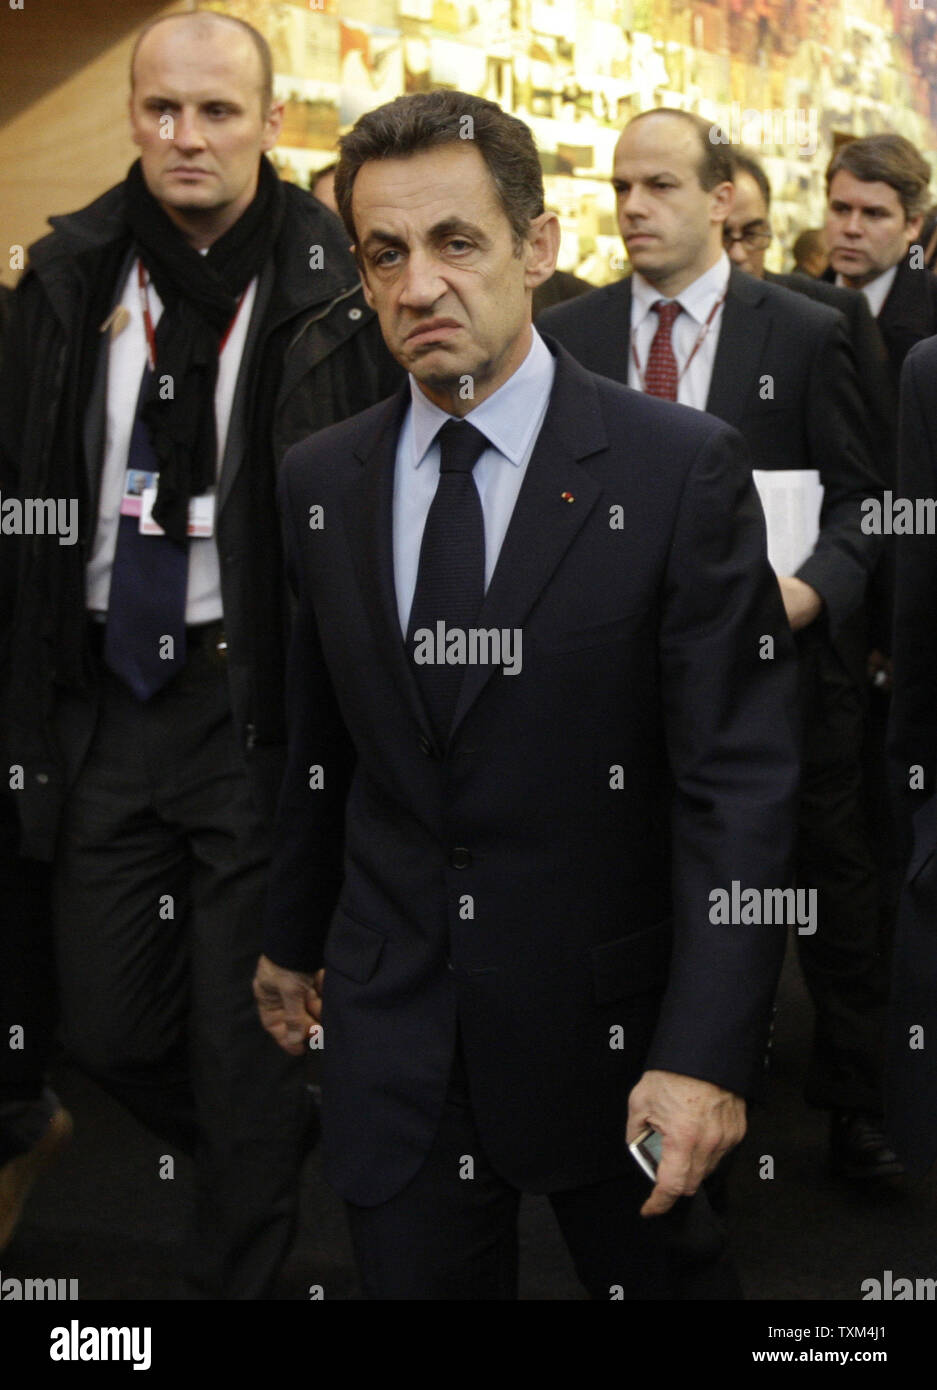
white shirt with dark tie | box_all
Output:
[392,325,555,636]
[628,251,731,410]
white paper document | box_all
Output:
[751,469,824,577]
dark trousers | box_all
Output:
[52,642,308,1298]
[345,1041,739,1300]
[0,798,60,1164]
[861,684,903,946]
[794,625,888,1112]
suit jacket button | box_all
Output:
[419,734,434,757]
[450,847,471,869]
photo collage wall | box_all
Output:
[208,0,937,280]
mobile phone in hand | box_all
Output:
[629,1125,663,1181]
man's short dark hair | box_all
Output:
[730,149,772,210]
[334,90,545,257]
[792,228,826,266]
[130,11,274,112]
[312,161,339,188]
[826,134,931,222]
[625,108,734,191]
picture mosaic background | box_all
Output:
[207,0,937,278]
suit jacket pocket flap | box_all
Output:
[590,920,672,1005]
[537,609,651,655]
[323,909,386,984]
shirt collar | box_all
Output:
[631,250,731,327]
[409,325,554,470]
[834,262,897,318]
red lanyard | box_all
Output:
[631,287,728,394]
[136,259,246,370]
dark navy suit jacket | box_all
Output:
[264,335,801,1206]
[539,268,881,683]
[886,333,937,1175]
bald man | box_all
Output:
[0,11,401,1295]
[540,110,896,1184]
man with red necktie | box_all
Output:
[541,108,892,1184]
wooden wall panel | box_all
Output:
[0,1,190,287]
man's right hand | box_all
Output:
[253,955,324,1056]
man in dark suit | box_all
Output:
[0,12,401,1294]
[725,150,901,947]
[254,89,801,1300]
[720,149,895,479]
[822,135,937,948]
[885,334,937,1176]
[540,108,894,1180]
[531,264,594,317]
[0,284,73,1247]
[824,133,937,393]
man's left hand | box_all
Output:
[626,1069,746,1217]
[777,575,822,630]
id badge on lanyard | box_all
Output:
[120,259,244,538]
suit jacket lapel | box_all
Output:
[450,339,604,736]
[344,341,606,745]
[594,280,632,385]
[878,256,936,367]
[705,267,771,425]
[83,245,137,542]
[342,381,436,741]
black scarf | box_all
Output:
[46,161,298,732]
[123,156,285,541]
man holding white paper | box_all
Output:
[540,108,893,1180]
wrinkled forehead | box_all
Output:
[353,146,507,237]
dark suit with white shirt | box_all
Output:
[264,330,801,1297]
[0,180,404,1297]
[824,254,937,392]
[540,269,887,1120]
[886,335,937,1175]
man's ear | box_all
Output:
[128,94,142,148]
[524,211,561,289]
[907,212,925,248]
[261,100,285,152]
[711,179,735,225]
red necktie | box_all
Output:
[643,300,682,400]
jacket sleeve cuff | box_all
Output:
[795,549,866,632]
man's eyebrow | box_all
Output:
[428,217,486,240]
[141,94,243,108]
[361,218,487,253]
[831,198,890,213]
[360,228,407,254]
[612,169,681,184]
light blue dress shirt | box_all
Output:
[393,325,556,636]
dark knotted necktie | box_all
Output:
[407,418,488,745]
[103,365,189,700]
[643,299,682,400]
